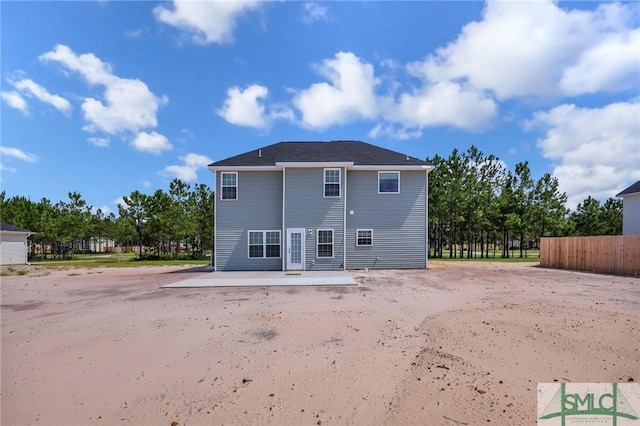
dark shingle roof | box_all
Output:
[0,222,31,233]
[209,141,432,167]
[617,180,640,197]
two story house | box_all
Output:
[208,140,434,271]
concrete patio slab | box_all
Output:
[160,270,357,288]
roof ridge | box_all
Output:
[209,140,432,167]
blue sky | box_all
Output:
[1,0,638,213]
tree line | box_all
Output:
[427,146,622,258]
[0,179,214,260]
[1,146,622,261]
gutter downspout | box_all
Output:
[425,170,429,269]
[282,167,286,271]
[213,172,217,271]
[343,166,347,271]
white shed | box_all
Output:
[616,181,640,235]
[0,222,32,265]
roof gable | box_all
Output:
[209,141,432,168]
[616,180,640,197]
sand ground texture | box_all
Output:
[1,262,638,425]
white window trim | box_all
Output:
[247,230,281,259]
[356,229,373,247]
[323,168,341,198]
[316,228,334,258]
[378,171,400,194]
[221,172,238,201]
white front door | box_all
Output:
[286,228,305,270]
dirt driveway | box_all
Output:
[1,262,638,425]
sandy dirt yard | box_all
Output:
[1,262,638,425]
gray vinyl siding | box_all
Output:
[284,168,344,271]
[0,233,28,265]
[215,171,283,271]
[346,170,427,269]
[622,193,640,235]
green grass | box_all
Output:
[30,253,210,269]
[6,266,29,274]
[1,266,36,276]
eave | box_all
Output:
[351,165,434,171]
[0,230,33,236]
[209,163,434,172]
[208,165,279,172]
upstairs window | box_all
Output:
[379,171,400,194]
[324,168,341,197]
[221,172,237,200]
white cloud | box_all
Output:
[40,44,114,86]
[530,101,640,208]
[1,91,28,114]
[0,164,17,173]
[368,124,423,141]
[268,103,295,122]
[382,81,497,133]
[222,51,496,136]
[218,84,293,128]
[218,85,269,128]
[163,153,213,182]
[88,137,110,148]
[154,0,261,44]
[419,0,639,99]
[131,131,173,155]
[560,28,640,95]
[40,44,167,136]
[293,52,378,129]
[303,2,328,23]
[218,0,637,139]
[0,146,38,175]
[10,78,72,115]
[0,146,39,163]
[81,78,166,134]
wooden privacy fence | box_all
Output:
[540,235,640,277]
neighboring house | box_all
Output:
[0,222,32,265]
[616,180,640,235]
[208,140,434,271]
